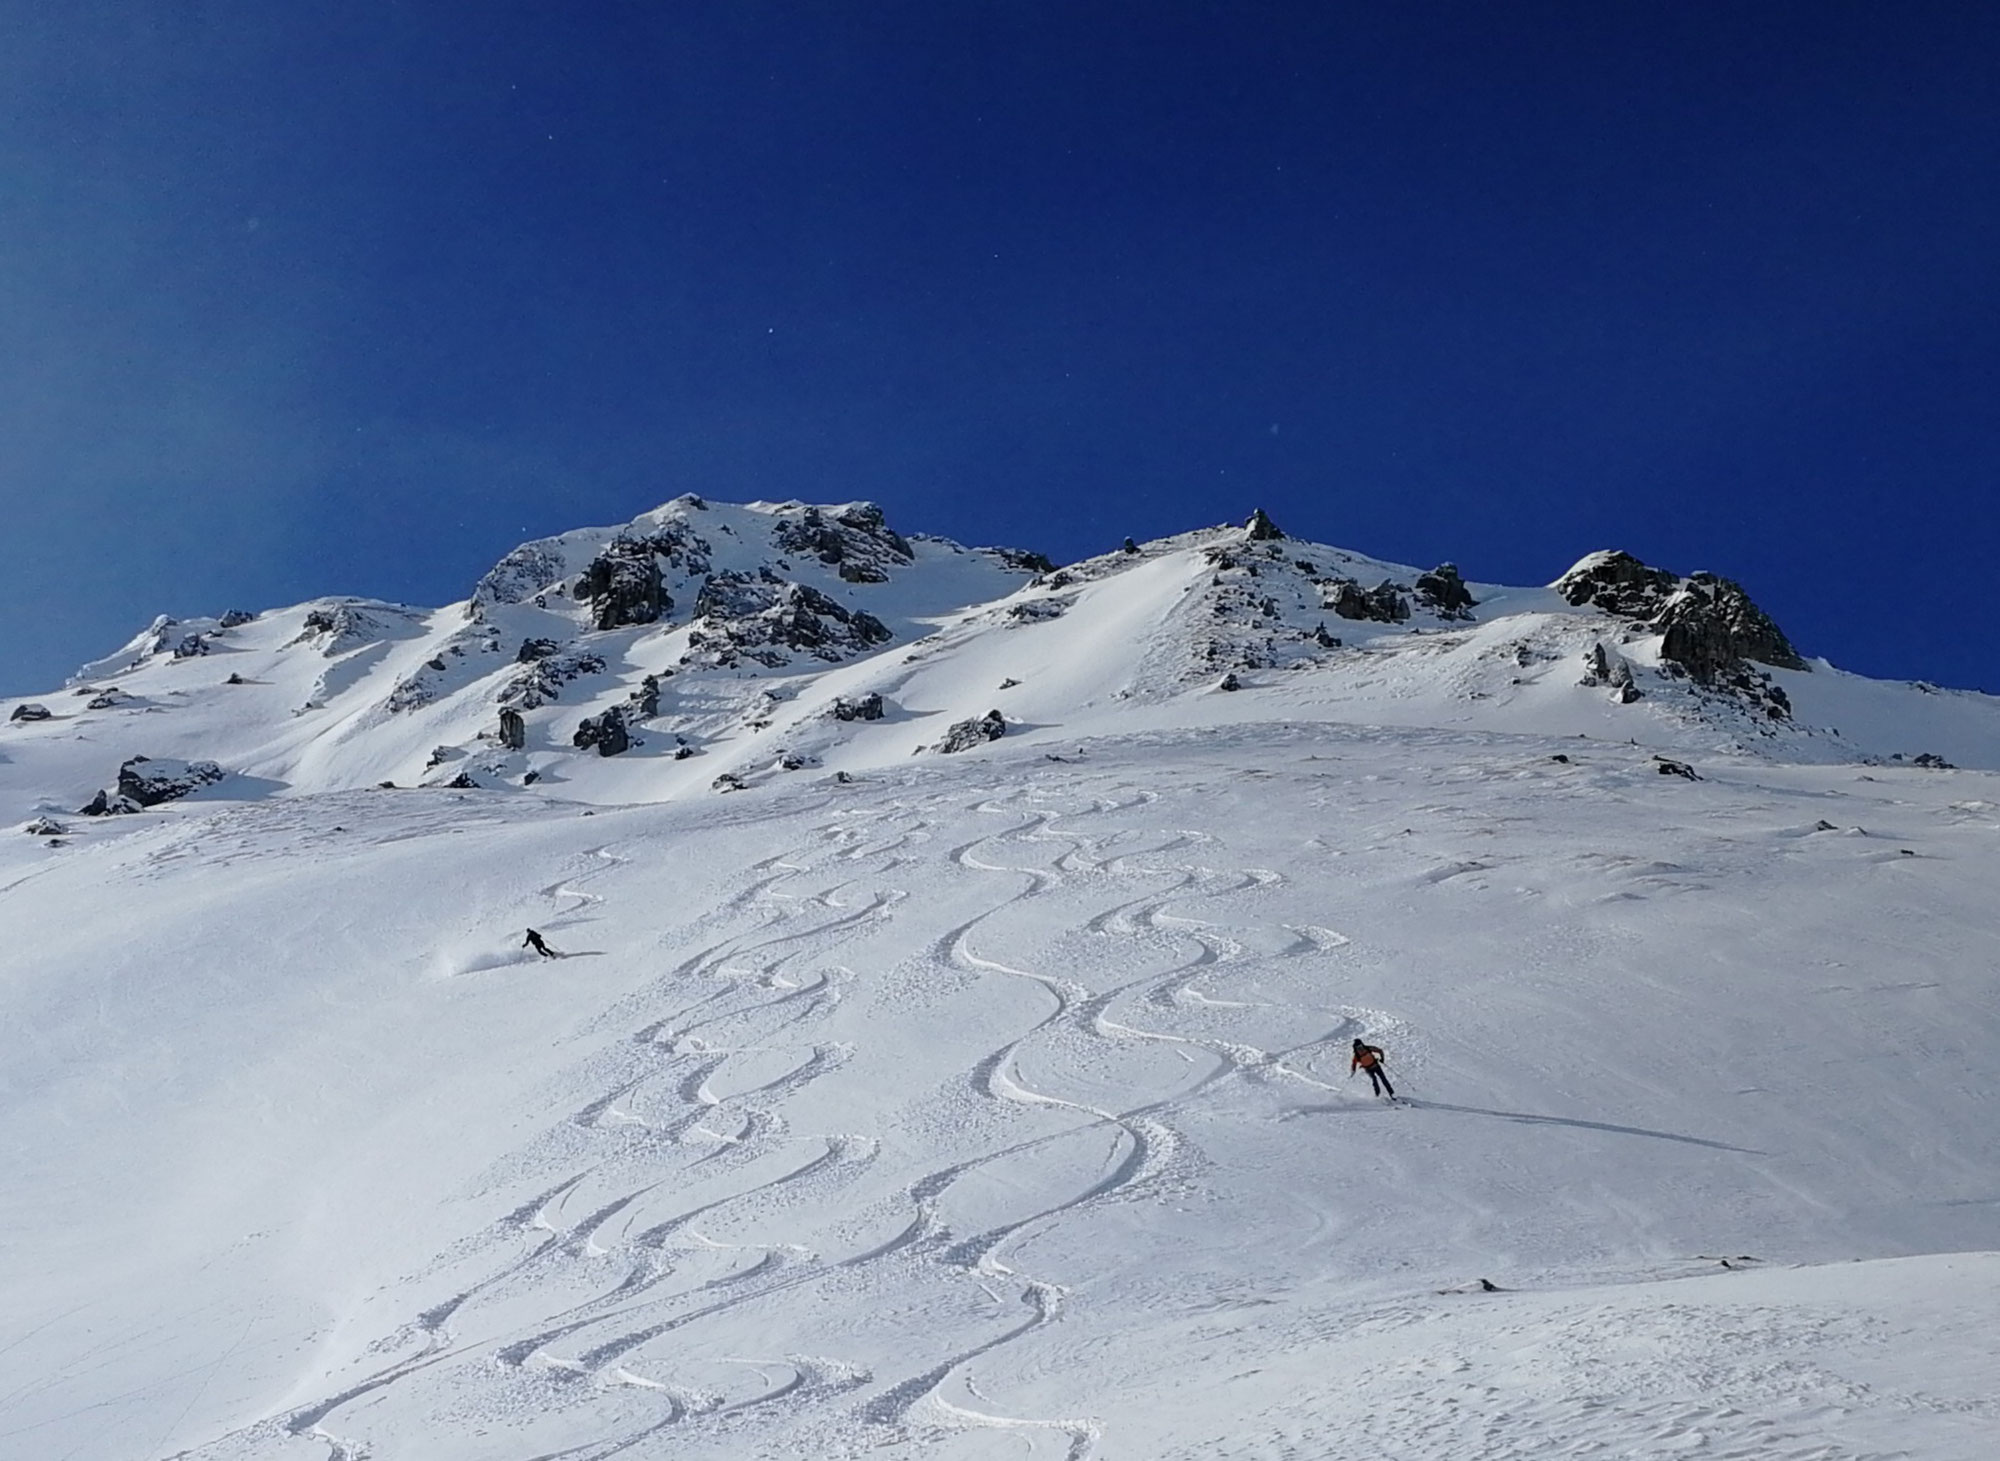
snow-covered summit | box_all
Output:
[4,501,1995,826]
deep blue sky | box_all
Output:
[4,2,1997,694]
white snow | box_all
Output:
[2,504,1997,1459]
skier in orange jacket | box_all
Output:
[1351,1038,1395,1098]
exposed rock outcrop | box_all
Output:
[498,708,526,750]
[574,539,671,631]
[572,707,631,756]
[831,693,885,722]
[25,817,66,836]
[771,501,914,584]
[1653,577,1808,679]
[473,541,572,612]
[1555,550,1805,683]
[218,608,256,629]
[1244,507,1285,542]
[9,703,52,722]
[1414,563,1477,620]
[685,571,892,669]
[1324,579,1411,624]
[1006,597,1070,624]
[1554,551,1679,619]
[289,603,395,656]
[936,709,1006,753]
[501,649,607,710]
[990,546,1058,575]
[1580,643,1643,703]
[79,756,226,815]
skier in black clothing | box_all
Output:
[523,928,559,959]
[1351,1038,1395,1098]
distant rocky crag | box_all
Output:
[1556,549,1806,719]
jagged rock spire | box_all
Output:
[1244,507,1285,541]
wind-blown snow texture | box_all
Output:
[3,501,1997,1460]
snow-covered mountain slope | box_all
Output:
[4,500,1996,830]
[3,503,1999,1461]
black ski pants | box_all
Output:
[1363,1065,1394,1097]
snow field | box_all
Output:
[3,722,1997,1458]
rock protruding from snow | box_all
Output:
[1554,551,1680,619]
[1581,643,1643,703]
[573,707,631,756]
[498,708,526,751]
[1555,551,1806,682]
[289,603,394,656]
[1006,597,1070,624]
[501,649,607,710]
[1324,579,1411,624]
[473,541,572,612]
[1414,563,1477,620]
[1244,507,1285,541]
[9,703,52,722]
[574,539,671,631]
[218,609,256,629]
[936,709,1007,753]
[1654,576,1808,678]
[988,545,1058,575]
[79,756,226,814]
[24,816,65,836]
[770,501,914,584]
[686,571,892,669]
[832,693,885,722]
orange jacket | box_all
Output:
[1352,1045,1384,1071]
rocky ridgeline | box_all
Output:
[1174,511,1481,681]
[287,602,411,656]
[38,495,1952,808]
[770,500,915,582]
[464,498,928,684]
[1556,550,1806,719]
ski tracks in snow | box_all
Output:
[212,777,1397,1459]
[835,780,1387,1453]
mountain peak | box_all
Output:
[3,502,1997,827]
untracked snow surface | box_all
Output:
[2,503,1998,1460]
